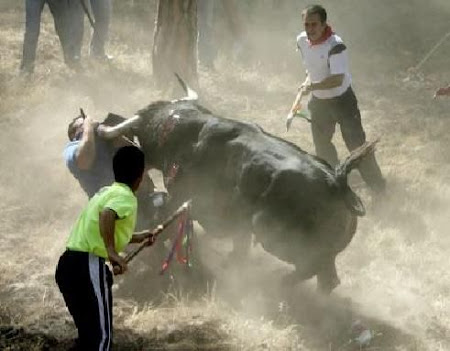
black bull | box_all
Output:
[101,98,374,294]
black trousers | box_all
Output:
[308,87,386,193]
[55,250,113,351]
[21,0,77,71]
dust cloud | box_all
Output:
[1,0,450,350]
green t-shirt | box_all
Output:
[66,182,137,259]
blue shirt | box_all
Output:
[64,138,115,198]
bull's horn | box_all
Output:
[174,73,198,101]
[97,114,142,140]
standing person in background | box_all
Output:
[70,0,113,61]
[296,4,386,194]
[20,0,78,73]
[55,146,156,351]
[90,0,113,59]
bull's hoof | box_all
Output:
[317,275,341,295]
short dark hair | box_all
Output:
[113,146,145,187]
[302,4,327,23]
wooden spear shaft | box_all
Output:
[113,200,192,275]
[286,88,305,131]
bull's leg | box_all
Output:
[281,264,315,289]
[316,256,340,294]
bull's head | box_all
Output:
[97,74,198,139]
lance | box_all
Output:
[113,200,192,275]
[286,87,311,131]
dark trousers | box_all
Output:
[90,0,112,57]
[70,0,112,58]
[55,250,113,351]
[21,0,71,71]
[308,87,386,193]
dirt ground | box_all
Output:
[1,1,450,350]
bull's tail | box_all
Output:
[334,139,379,216]
[335,139,379,182]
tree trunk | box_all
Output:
[152,0,198,92]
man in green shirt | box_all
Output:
[55,145,154,351]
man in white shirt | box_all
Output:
[296,4,386,194]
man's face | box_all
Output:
[303,13,327,42]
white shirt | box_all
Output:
[296,31,352,99]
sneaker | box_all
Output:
[91,54,114,62]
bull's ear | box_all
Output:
[80,108,87,119]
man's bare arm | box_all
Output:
[99,209,127,274]
[305,74,345,93]
[75,118,97,170]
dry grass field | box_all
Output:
[0,1,449,350]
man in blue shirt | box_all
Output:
[65,115,114,198]
[65,113,122,198]
[64,111,159,229]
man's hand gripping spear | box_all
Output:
[112,200,192,275]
